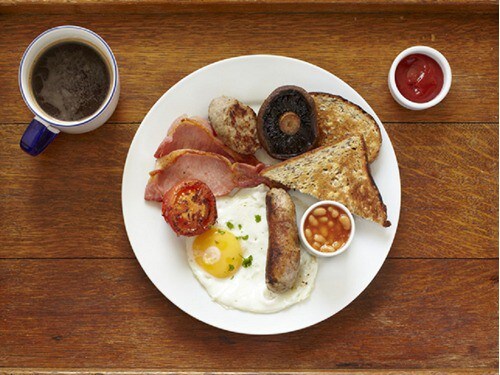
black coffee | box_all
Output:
[31,41,110,122]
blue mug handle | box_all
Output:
[20,117,60,156]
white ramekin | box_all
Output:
[388,46,452,111]
[299,201,355,258]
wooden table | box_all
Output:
[0,1,498,374]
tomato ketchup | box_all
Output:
[395,54,444,103]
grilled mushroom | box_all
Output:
[257,85,318,160]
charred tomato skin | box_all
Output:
[162,179,217,237]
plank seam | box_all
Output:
[0,257,497,260]
[0,367,498,373]
[2,10,499,15]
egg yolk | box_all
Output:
[192,227,243,278]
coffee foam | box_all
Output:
[32,42,110,122]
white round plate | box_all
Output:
[122,55,401,335]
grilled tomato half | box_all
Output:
[162,179,217,236]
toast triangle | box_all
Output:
[311,92,382,163]
[261,136,390,227]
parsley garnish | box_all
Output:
[238,224,242,230]
[255,215,261,223]
[226,221,234,229]
[228,264,235,271]
[236,234,249,240]
[217,229,225,235]
[242,255,253,268]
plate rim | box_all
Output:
[121,54,402,335]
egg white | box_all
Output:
[186,184,318,314]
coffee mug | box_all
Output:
[19,25,120,156]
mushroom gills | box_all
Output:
[257,85,319,160]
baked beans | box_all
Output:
[303,204,352,253]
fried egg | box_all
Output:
[186,184,318,313]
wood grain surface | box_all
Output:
[0,13,498,124]
[2,372,499,375]
[0,123,497,259]
[0,6,497,375]
[0,259,497,369]
[1,0,498,14]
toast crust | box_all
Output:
[310,92,382,163]
[261,136,390,227]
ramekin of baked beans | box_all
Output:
[299,201,355,258]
